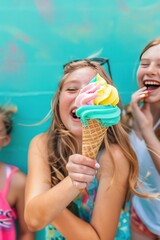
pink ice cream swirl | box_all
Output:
[75,83,101,107]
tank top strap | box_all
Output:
[153,119,160,130]
[3,165,18,197]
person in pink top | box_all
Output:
[0,105,34,240]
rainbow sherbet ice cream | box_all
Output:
[75,73,121,159]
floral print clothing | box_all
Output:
[45,175,130,239]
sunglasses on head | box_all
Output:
[63,57,112,79]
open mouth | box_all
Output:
[144,80,160,90]
[71,109,79,119]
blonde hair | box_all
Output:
[140,37,160,60]
[47,60,157,199]
[0,105,17,135]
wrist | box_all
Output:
[141,128,154,141]
[68,175,87,191]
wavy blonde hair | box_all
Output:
[0,105,17,135]
[47,60,158,199]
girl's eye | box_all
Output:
[140,63,149,67]
[67,88,78,92]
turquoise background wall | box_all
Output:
[0,1,160,239]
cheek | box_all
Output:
[137,68,144,88]
[59,97,67,109]
[59,93,71,126]
[59,97,67,119]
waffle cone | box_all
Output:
[82,119,107,159]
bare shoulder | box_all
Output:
[28,132,51,185]
[29,133,47,149]
[29,133,48,159]
[99,144,130,183]
[110,144,129,170]
[11,169,26,191]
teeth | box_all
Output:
[72,109,76,114]
[144,81,160,86]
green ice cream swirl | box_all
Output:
[76,105,121,127]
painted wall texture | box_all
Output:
[0,1,160,239]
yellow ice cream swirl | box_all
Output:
[92,74,119,106]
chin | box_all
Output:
[70,128,82,137]
[73,128,82,135]
[145,97,157,104]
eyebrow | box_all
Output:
[141,58,160,61]
[63,80,80,86]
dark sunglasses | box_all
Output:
[63,57,112,79]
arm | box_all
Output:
[24,133,96,231]
[131,88,160,173]
[54,145,129,240]
[12,171,35,240]
[25,134,129,239]
[51,209,100,240]
[91,147,129,240]
[141,123,160,173]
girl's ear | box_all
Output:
[2,135,11,147]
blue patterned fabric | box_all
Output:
[45,176,130,239]
[115,202,130,240]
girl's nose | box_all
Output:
[147,63,158,75]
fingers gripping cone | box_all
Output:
[82,119,107,159]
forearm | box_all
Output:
[25,176,79,231]
[141,129,160,173]
[51,178,125,240]
[52,196,120,240]
[52,209,100,240]
[18,230,35,240]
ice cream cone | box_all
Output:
[82,119,107,159]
